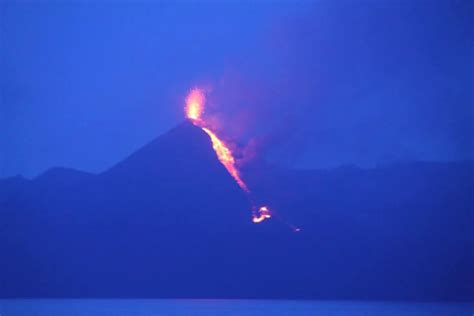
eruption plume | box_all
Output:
[185,88,205,121]
[184,87,271,224]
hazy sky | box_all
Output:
[1,0,473,178]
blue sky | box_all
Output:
[1,0,472,177]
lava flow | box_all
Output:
[252,206,271,223]
[185,87,270,224]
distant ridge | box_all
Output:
[0,122,472,301]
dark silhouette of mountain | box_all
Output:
[0,121,473,301]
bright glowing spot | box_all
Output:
[185,88,205,121]
[252,205,272,223]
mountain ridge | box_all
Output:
[0,122,472,300]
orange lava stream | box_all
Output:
[184,87,270,224]
[202,127,249,193]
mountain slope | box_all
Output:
[0,122,472,300]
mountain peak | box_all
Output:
[104,120,220,178]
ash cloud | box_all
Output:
[199,1,474,169]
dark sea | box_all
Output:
[0,299,472,315]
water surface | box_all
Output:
[0,299,472,316]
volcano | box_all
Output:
[0,121,286,298]
[0,122,473,300]
[100,121,253,228]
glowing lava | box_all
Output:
[185,87,269,223]
[185,88,205,121]
[185,88,249,193]
[202,127,249,192]
[252,206,272,223]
